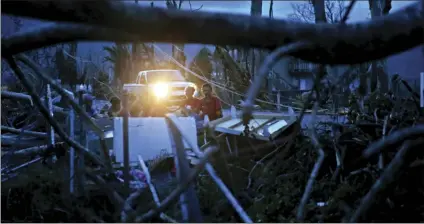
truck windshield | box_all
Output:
[146,70,185,83]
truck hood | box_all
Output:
[124,82,195,88]
[123,81,197,97]
[167,81,195,88]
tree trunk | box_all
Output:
[312,0,327,23]
[269,0,273,18]
[266,0,273,94]
[131,0,141,82]
[250,0,262,80]
[369,0,390,93]
[167,0,186,75]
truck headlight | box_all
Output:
[152,83,168,98]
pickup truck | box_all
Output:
[123,69,198,116]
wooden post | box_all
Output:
[77,90,86,195]
[122,91,130,196]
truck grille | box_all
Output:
[171,86,186,91]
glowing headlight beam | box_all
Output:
[152,83,169,98]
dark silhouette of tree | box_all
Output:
[103,43,131,87]
[55,43,84,88]
[92,70,111,99]
[188,47,212,86]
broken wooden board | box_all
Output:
[209,112,297,141]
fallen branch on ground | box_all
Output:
[134,146,217,222]
[10,143,64,157]
[1,125,48,138]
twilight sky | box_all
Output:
[2,0,415,57]
[1,1,422,81]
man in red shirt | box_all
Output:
[181,86,201,116]
[199,83,223,121]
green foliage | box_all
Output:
[103,43,156,86]
[103,43,132,85]
[55,44,81,87]
[188,47,213,86]
[92,70,111,99]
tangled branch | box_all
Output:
[4,57,104,167]
[134,146,217,222]
[350,139,424,222]
[2,1,423,64]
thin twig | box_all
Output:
[188,0,203,11]
[2,1,422,64]
[297,102,325,221]
[379,116,389,169]
[246,144,284,189]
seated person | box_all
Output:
[83,94,98,118]
[129,94,144,117]
[181,86,201,116]
[108,96,128,117]
[198,83,223,121]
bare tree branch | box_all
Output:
[11,142,64,157]
[186,0,203,11]
[2,1,422,65]
[16,54,114,170]
[349,139,424,222]
[242,0,357,128]
[1,125,48,138]
[363,125,424,158]
[296,102,325,221]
